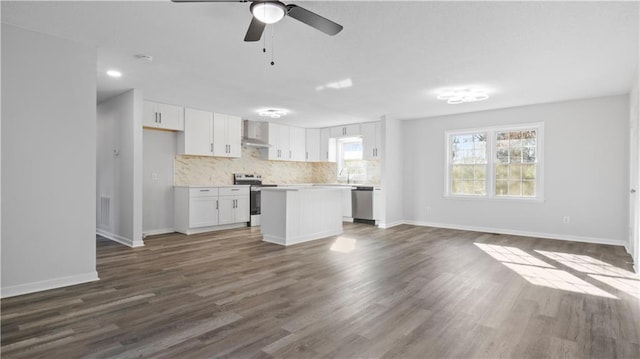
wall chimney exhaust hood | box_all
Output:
[242,120,272,148]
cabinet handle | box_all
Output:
[154,112,158,123]
[231,188,239,191]
[227,144,230,153]
[200,189,209,192]
[306,152,308,160]
[289,150,292,159]
[326,151,328,160]
[210,143,213,153]
[216,200,218,210]
[159,112,162,123]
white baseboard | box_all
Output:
[143,228,175,237]
[263,228,343,246]
[1,271,99,298]
[179,223,247,235]
[403,220,628,248]
[96,229,144,248]
[378,220,405,229]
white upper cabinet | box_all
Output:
[212,113,242,158]
[361,121,382,160]
[143,101,184,131]
[320,128,337,162]
[178,109,241,158]
[263,123,285,160]
[178,108,213,156]
[330,124,360,138]
[261,123,307,162]
[306,128,320,162]
[289,126,306,161]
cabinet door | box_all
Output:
[373,121,382,159]
[234,196,250,223]
[212,113,227,156]
[157,103,184,131]
[361,122,377,160]
[183,108,213,156]
[289,126,306,162]
[330,124,361,138]
[344,124,361,136]
[266,123,281,160]
[329,126,344,138]
[226,115,242,158]
[189,197,219,228]
[218,197,235,225]
[319,128,337,163]
[306,128,320,162]
[278,124,291,160]
[143,101,159,128]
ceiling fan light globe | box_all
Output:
[251,2,286,24]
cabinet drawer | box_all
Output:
[189,188,218,197]
[219,187,249,196]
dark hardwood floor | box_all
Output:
[2,223,639,358]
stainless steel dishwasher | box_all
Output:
[352,186,375,224]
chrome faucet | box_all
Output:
[339,168,350,184]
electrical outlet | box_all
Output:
[563,216,570,224]
[151,173,158,180]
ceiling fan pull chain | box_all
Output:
[270,24,275,66]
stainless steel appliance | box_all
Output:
[352,186,375,224]
[233,173,275,226]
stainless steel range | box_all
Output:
[233,174,276,227]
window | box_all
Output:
[445,123,543,199]
[337,137,365,182]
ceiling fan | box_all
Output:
[171,0,343,42]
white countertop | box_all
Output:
[263,186,349,192]
[174,185,250,188]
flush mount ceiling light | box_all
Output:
[437,88,489,104]
[258,108,288,118]
[251,1,287,24]
[106,70,122,78]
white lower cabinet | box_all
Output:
[175,186,249,234]
[218,187,250,224]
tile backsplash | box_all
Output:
[174,147,337,185]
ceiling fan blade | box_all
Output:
[171,0,246,2]
[286,4,343,36]
[244,16,266,42]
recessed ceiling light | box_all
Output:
[257,108,288,118]
[106,70,122,78]
[437,88,489,104]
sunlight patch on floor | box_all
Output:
[475,243,554,268]
[475,243,618,299]
[536,250,638,279]
[503,263,617,299]
[331,237,357,253]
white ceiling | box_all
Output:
[2,1,638,127]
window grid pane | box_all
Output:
[450,133,487,195]
[495,129,537,198]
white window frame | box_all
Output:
[444,122,544,201]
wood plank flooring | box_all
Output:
[2,223,639,358]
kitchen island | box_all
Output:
[260,186,343,246]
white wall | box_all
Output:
[380,116,404,228]
[143,129,176,235]
[1,25,98,297]
[630,71,640,268]
[403,96,629,246]
[97,90,144,247]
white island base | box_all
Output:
[261,187,344,246]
